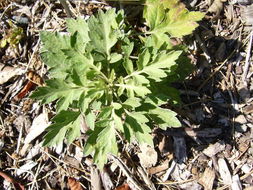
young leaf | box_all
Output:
[155,8,204,37]
[130,50,182,82]
[144,0,204,37]
[30,79,84,111]
[84,122,118,168]
[143,0,165,30]
[66,18,90,46]
[40,32,70,68]
[123,97,141,109]
[43,111,81,146]
[88,9,122,56]
[148,107,181,129]
[124,112,153,146]
[116,79,151,98]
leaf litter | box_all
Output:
[0,0,253,189]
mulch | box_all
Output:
[0,0,252,189]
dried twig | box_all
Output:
[158,177,197,185]
[109,154,143,190]
[59,0,73,18]
[137,167,156,190]
[242,30,253,82]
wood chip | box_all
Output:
[203,140,226,157]
[101,169,114,190]
[198,167,216,190]
[148,160,169,175]
[243,104,253,114]
[235,115,248,124]
[90,167,102,190]
[218,158,232,185]
[232,175,242,190]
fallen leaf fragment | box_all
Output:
[242,104,253,114]
[16,81,36,100]
[26,70,44,86]
[16,71,44,100]
[0,63,25,85]
[24,112,50,144]
[138,143,158,168]
[115,184,131,190]
[68,177,83,190]
[208,0,227,18]
[0,170,25,190]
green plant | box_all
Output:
[0,21,23,48]
[31,0,204,167]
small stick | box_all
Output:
[109,154,143,190]
[158,177,197,185]
[242,30,253,82]
[59,0,73,18]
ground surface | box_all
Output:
[0,0,253,190]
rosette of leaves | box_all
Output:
[31,1,203,168]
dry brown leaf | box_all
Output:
[115,184,131,190]
[0,170,25,190]
[26,70,44,86]
[16,81,36,100]
[15,71,43,100]
[68,177,83,190]
[0,63,25,85]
